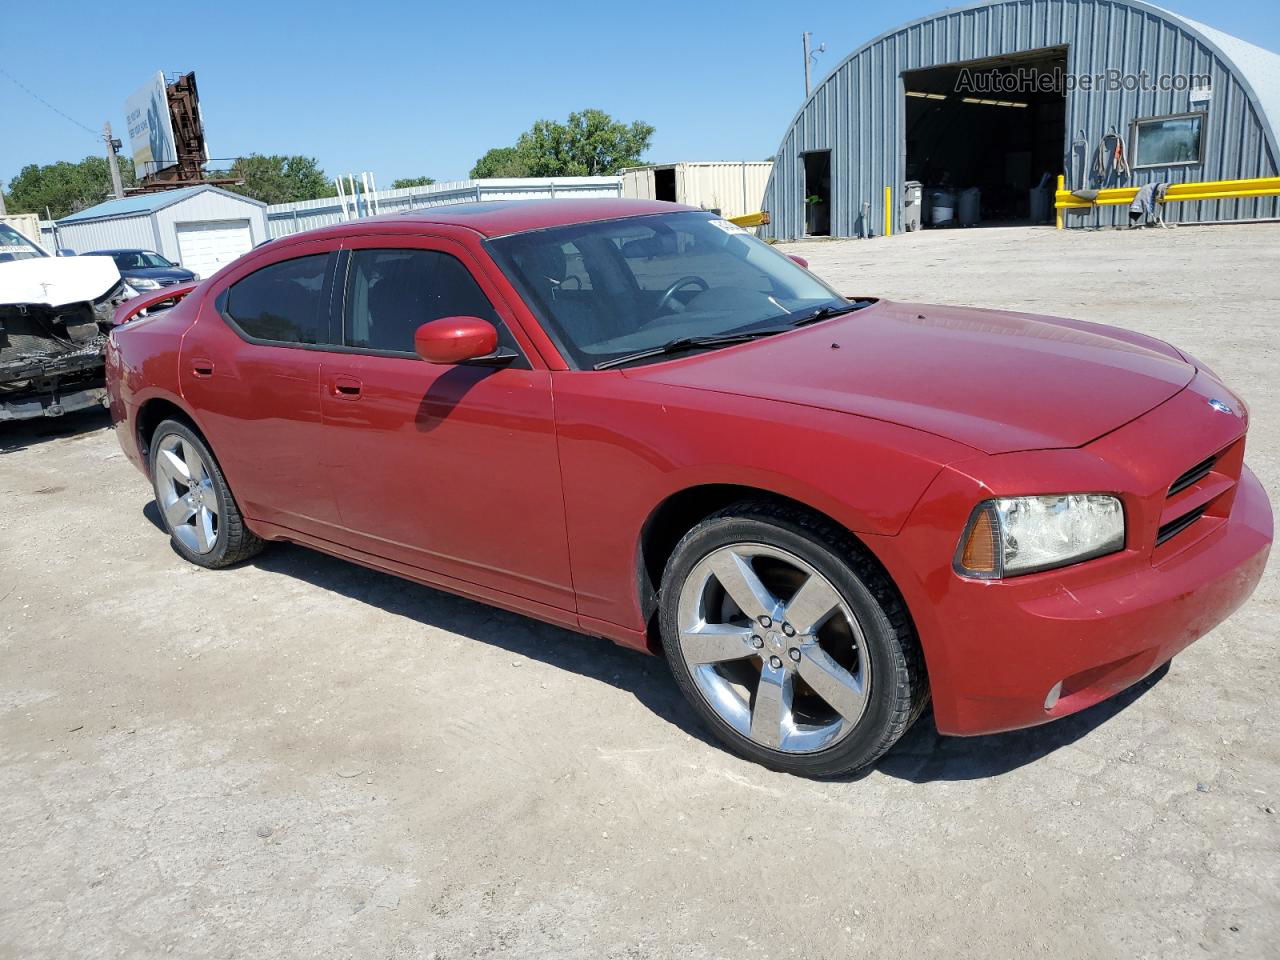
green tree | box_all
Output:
[390,176,436,189]
[4,156,138,220]
[469,110,654,180]
[469,146,529,179]
[514,108,654,177]
[214,154,335,205]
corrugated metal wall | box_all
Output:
[265,177,623,239]
[153,192,269,262]
[677,163,774,219]
[621,168,656,200]
[55,214,158,255]
[1,214,42,245]
[763,0,1280,238]
[621,163,775,219]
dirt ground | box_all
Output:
[2,223,1277,960]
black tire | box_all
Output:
[659,499,928,778]
[148,418,264,569]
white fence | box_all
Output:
[265,176,623,239]
[30,176,625,251]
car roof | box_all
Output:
[286,198,704,244]
[87,248,157,256]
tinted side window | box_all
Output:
[345,249,508,353]
[223,254,331,345]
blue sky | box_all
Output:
[2,0,1278,190]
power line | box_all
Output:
[0,65,99,138]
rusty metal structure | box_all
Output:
[130,72,240,194]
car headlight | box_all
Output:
[955,494,1125,578]
[130,277,161,290]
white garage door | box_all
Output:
[175,219,253,278]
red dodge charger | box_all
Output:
[106,199,1272,777]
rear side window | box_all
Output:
[344,249,507,353]
[221,253,332,345]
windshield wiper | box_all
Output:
[790,299,875,326]
[593,327,790,370]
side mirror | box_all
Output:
[414,316,499,364]
[788,254,809,269]
[58,248,78,257]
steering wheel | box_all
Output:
[656,275,709,313]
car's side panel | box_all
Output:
[551,371,973,637]
[249,517,586,637]
[312,233,575,611]
[106,294,201,471]
[176,238,346,539]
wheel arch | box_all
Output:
[134,393,208,476]
[635,483,915,654]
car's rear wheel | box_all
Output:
[659,500,928,778]
[149,419,263,569]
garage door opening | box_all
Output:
[802,150,832,236]
[654,167,677,202]
[903,47,1066,227]
[176,219,253,279]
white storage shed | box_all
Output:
[56,186,269,278]
[620,163,774,220]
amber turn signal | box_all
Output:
[957,504,1001,577]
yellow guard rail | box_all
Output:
[1055,174,1280,228]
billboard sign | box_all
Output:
[124,72,177,178]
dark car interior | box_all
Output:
[494,213,841,366]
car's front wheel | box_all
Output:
[149,419,263,569]
[659,501,928,778]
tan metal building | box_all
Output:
[621,162,773,220]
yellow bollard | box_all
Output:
[884,186,892,237]
[1056,175,1064,230]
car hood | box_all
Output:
[623,300,1195,454]
[123,266,195,281]
[0,255,123,307]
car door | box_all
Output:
[317,236,575,613]
[179,241,345,538]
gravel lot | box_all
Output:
[2,224,1277,960]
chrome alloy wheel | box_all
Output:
[676,543,870,753]
[154,434,219,554]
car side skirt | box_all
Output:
[247,518,634,646]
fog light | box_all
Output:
[1044,681,1064,711]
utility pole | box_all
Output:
[803,32,812,97]
[803,32,827,97]
[0,182,7,216]
[103,121,124,199]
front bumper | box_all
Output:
[0,350,108,421]
[870,371,1273,736]
[930,468,1268,734]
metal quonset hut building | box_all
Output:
[56,186,269,278]
[762,0,1280,238]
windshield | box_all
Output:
[111,251,173,270]
[0,224,48,262]
[488,212,846,369]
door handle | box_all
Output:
[332,375,363,399]
[191,358,214,378]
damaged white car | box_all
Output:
[0,223,135,421]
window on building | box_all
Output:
[1131,113,1205,168]
[221,254,332,345]
[343,249,510,356]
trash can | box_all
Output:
[902,181,923,232]
[928,188,956,227]
[1029,186,1053,223]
